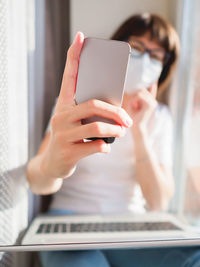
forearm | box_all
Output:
[133,128,174,210]
[26,155,63,195]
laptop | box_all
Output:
[22,211,199,248]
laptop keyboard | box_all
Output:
[36,221,181,234]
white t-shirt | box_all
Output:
[48,103,173,214]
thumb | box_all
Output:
[56,32,84,112]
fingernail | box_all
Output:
[73,32,84,44]
[125,117,133,127]
[102,143,111,153]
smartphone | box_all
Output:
[75,37,131,143]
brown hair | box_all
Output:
[111,13,180,99]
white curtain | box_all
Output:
[170,0,200,222]
[0,0,32,265]
[183,0,200,222]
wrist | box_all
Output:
[40,152,76,180]
[39,155,64,194]
[39,154,52,179]
[132,126,152,161]
[27,155,63,195]
[132,125,148,141]
[39,154,61,183]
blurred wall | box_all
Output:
[70,0,178,42]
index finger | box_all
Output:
[56,32,84,112]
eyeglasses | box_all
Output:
[128,39,170,64]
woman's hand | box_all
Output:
[123,84,174,210]
[123,83,158,136]
[27,32,133,194]
[42,99,132,180]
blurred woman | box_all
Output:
[26,13,187,267]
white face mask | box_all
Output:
[124,50,163,94]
